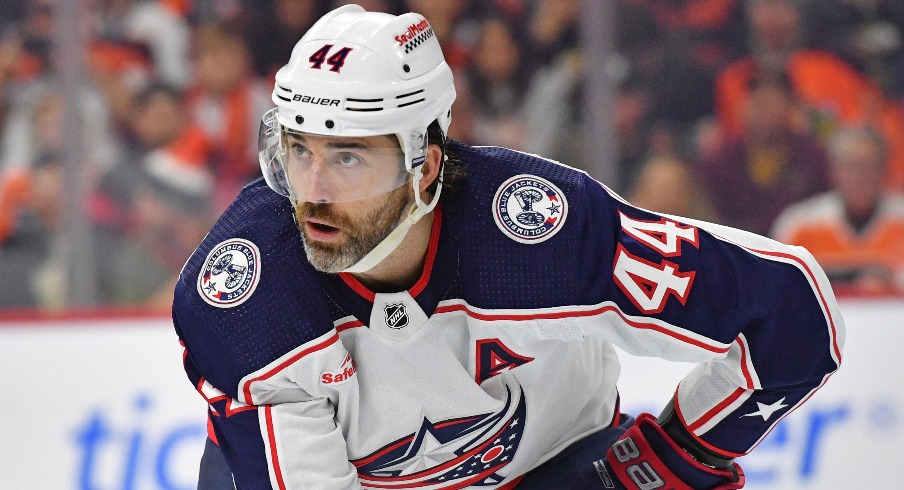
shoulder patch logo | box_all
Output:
[493,174,568,244]
[197,238,261,308]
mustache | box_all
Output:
[296,202,353,229]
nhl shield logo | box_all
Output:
[197,238,261,308]
[383,302,409,330]
[493,174,568,244]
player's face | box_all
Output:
[294,182,413,272]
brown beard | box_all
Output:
[294,185,412,272]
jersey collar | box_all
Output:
[320,204,457,329]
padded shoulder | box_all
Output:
[443,144,613,309]
[173,179,335,395]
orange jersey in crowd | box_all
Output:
[715,49,904,190]
[0,170,31,243]
[771,192,904,293]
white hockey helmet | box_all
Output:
[258,3,456,204]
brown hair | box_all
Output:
[427,120,466,199]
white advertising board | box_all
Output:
[616,298,902,490]
[0,318,206,490]
[0,298,899,489]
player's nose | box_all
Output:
[299,158,336,203]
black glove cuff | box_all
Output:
[657,399,737,471]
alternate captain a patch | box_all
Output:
[197,238,261,308]
[493,174,568,244]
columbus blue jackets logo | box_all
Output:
[197,238,261,308]
[353,384,526,488]
[384,302,410,330]
[493,174,568,244]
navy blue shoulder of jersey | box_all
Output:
[173,178,335,397]
[442,143,617,309]
[441,144,806,348]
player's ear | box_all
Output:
[418,143,443,194]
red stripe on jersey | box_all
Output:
[686,387,747,433]
[242,333,340,405]
[339,273,376,302]
[675,393,746,458]
[736,336,754,390]
[433,302,730,354]
[435,415,481,429]
[264,405,287,490]
[336,319,365,332]
[207,415,218,445]
[408,205,442,298]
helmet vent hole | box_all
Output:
[403,64,411,73]
[345,97,385,112]
[396,89,424,99]
[295,115,304,124]
[325,120,335,129]
[397,98,425,108]
[396,89,426,108]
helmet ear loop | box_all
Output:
[410,140,444,217]
[409,168,428,216]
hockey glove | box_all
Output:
[584,413,745,489]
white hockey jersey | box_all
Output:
[173,142,844,489]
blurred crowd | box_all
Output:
[1,0,904,311]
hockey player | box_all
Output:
[173,5,845,489]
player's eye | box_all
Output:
[290,142,312,159]
[335,152,363,168]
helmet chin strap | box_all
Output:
[339,167,442,274]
